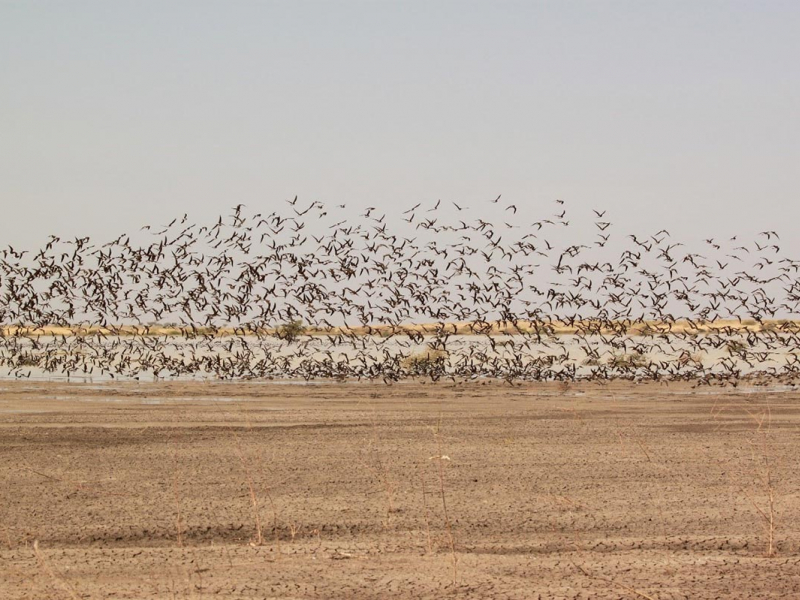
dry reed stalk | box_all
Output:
[370,414,398,527]
[2,524,14,549]
[213,405,280,550]
[244,416,284,549]
[417,463,434,553]
[567,502,660,600]
[714,398,780,558]
[233,438,264,546]
[571,559,658,600]
[21,458,125,499]
[612,422,671,543]
[230,409,286,552]
[169,421,185,548]
[358,405,399,528]
[744,405,777,557]
[168,575,178,600]
[431,413,458,584]
[32,540,82,600]
[288,521,300,542]
[172,465,184,548]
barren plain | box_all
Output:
[1,380,799,599]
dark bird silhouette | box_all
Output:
[0,198,793,387]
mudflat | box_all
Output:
[1,380,798,599]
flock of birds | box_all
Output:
[1,198,799,385]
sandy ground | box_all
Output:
[3,318,796,337]
[1,380,799,599]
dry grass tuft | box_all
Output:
[401,348,448,371]
[606,351,648,368]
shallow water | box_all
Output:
[0,333,793,381]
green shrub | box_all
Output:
[276,320,306,342]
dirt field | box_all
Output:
[1,380,799,599]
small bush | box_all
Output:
[606,352,648,369]
[276,320,307,343]
[401,349,448,372]
[16,353,39,367]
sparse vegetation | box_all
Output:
[606,351,648,368]
[401,348,448,373]
[7,381,800,598]
[14,353,39,367]
[275,320,307,343]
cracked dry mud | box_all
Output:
[1,380,799,599]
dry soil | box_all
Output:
[1,379,799,599]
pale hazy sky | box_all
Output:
[1,1,798,250]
